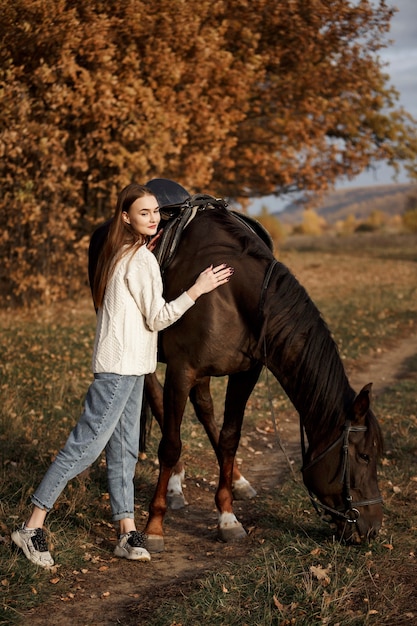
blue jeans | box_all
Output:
[31,373,145,522]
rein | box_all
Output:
[259,259,383,526]
[259,260,298,474]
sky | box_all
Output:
[248,0,417,213]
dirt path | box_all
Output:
[346,333,417,394]
[23,333,417,626]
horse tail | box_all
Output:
[139,394,154,453]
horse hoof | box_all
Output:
[217,522,247,543]
[232,483,257,500]
[167,493,189,510]
[145,534,165,553]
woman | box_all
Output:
[12,183,233,568]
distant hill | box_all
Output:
[274,183,416,225]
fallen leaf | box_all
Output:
[310,564,331,586]
[222,585,229,593]
[49,577,60,585]
[273,595,286,611]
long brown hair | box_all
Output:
[93,183,156,309]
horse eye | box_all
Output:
[359,453,370,463]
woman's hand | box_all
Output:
[187,264,234,301]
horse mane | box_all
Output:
[259,263,383,455]
[366,408,384,458]
[205,207,274,260]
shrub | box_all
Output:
[403,208,417,233]
[255,206,287,247]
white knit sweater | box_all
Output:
[92,245,194,375]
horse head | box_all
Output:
[302,384,383,543]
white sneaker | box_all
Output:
[114,530,151,561]
[11,524,54,568]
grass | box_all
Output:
[1,232,417,625]
[146,372,417,626]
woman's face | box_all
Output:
[123,194,161,237]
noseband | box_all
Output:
[301,420,383,524]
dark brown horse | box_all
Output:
[138,196,383,551]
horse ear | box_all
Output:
[352,383,373,425]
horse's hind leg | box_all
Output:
[189,376,257,500]
[215,365,263,542]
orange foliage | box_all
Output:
[1,0,416,304]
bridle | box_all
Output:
[301,420,383,524]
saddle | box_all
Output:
[154,194,273,272]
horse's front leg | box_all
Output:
[216,366,261,542]
[144,463,172,553]
[144,372,187,509]
[144,369,190,552]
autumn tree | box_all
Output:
[1,0,416,304]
